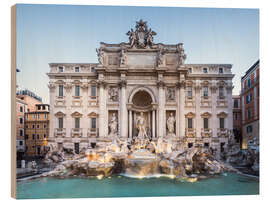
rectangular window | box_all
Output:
[91,67,96,73]
[91,118,96,129]
[247,125,253,133]
[234,113,238,120]
[32,124,35,129]
[247,78,251,88]
[37,134,40,140]
[37,124,39,129]
[38,105,41,110]
[187,86,192,97]
[20,106,23,112]
[203,118,208,129]
[219,68,223,74]
[188,143,193,148]
[204,143,209,148]
[75,85,80,96]
[58,117,63,129]
[44,134,47,138]
[220,118,225,129]
[37,114,40,119]
[203,86,208,97]
[234,99,238,108]
[19,141,23,146]
[20,129,23,136]
[203,68,208,73]
[59,66,63,72]
[19,117,23,124]
[32,134,35,140]
[59,85,63,97]
[75,118,80,129]
[75,67,80,72]
[187,118,193,129]
[45,114,47,119]
[91,86,96,97]
[247,108,252,119]
[188,68,192,73]
[219,87,224,97]
[44,124,47,128]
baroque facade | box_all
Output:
[48,20,234,157]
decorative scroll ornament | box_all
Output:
[126,19,156,48]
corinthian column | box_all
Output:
[152,109,156,138]
[129,110,132,138]
[98,81,106,138]
[157,81,165,138]
[178,80,185,138]
[120,80,128,138]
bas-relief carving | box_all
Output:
[120,49,127,66]
[108,87,119,102]
[166,87,176,102]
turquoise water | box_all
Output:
[16,173,259,199]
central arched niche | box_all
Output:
[132,90,152,107]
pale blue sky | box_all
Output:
[16,4,259,104]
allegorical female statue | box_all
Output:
[167,113,176,136]
[136,112,147,139]
[109,113,118,136]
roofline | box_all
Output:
[49,63,98,66]
[185,64,232,67]
[241,60,260,80]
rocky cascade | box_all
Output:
[42,141,237,179]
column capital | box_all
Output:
[176,81,186,89]
[157,80,165,88]
[97,80,107,88]
[118,80,127,88]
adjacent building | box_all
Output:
[16,96,28,160]
[16,90,43,160]
[232,95,242,147]
[240,60,259,149]
[47,20,234,157]
[25,104,50,157]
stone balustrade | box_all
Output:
[217,128,229,137]
[185,128,196,138]
[87,128,99,138]
[201,128,213,138]
[71,128,83,138]
[54,128,66,137]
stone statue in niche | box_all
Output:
[136,112,147,139]
[96,48,105,65]
[109,113,118,136]
[108,87,118,102]
[167,113,176,137]
[167,88,175,101]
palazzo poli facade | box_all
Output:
[47,20,234,156]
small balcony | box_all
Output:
[201,128,213,138]
[217,128,229,137]
[54,128,66,138]
[71,128,83,138]
[185,128,196,138]
[87,128,99,138]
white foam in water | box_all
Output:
[120,173,176,179]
